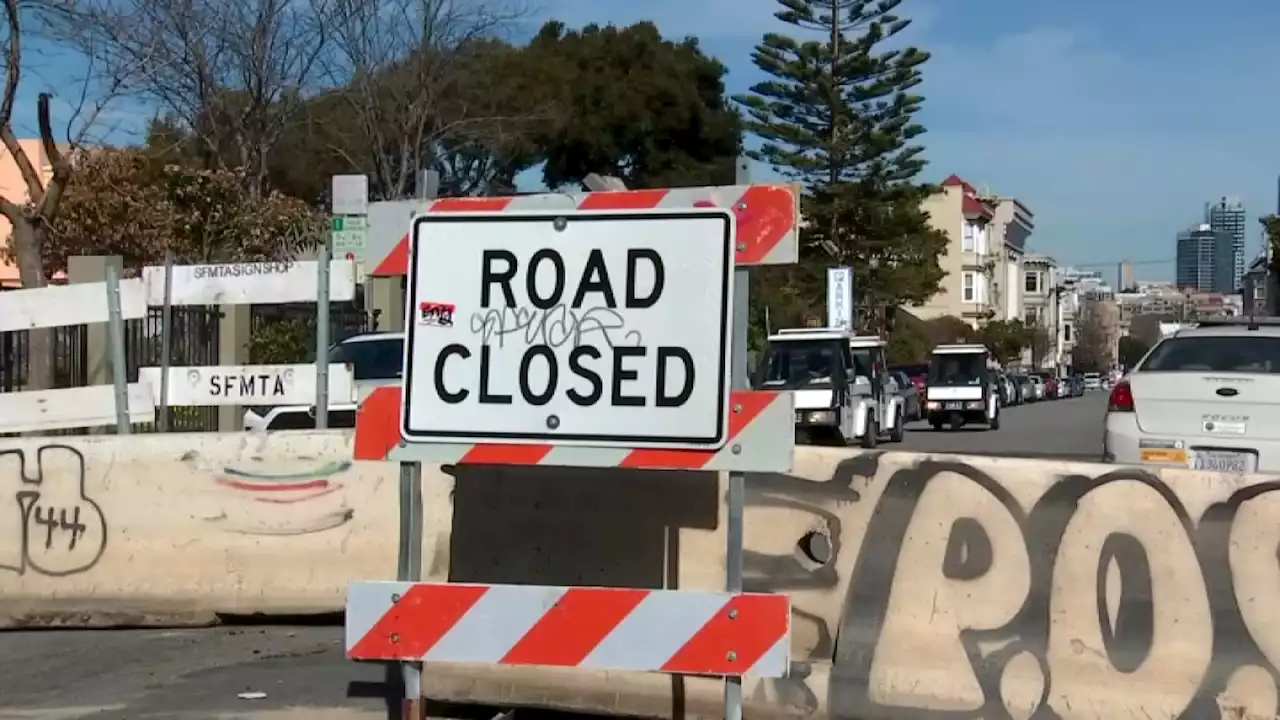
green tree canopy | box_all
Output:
[1118,336,1152,369]
[922,315,979,345]
[26,148,323,275]
[979,319,1032,364]
[736,0,947,323]
[526,21,743,189]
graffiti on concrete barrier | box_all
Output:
[0,445,107,577]
[204,459,355,536]
[746,454,1280,719]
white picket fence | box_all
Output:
[0,259,358,434]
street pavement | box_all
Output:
[0,392,1110,719]
[897,389,1109,461]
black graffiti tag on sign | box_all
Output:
[821,459,1280,720]
[0,445,108,578]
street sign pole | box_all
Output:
[325,175,370,428]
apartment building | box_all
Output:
[915,174,1034,327]
[0,138,57,288]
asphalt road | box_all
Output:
[0,392,1111,720]
[897,389,1109,461]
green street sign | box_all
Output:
[331,215,368,255]
[331,215,367,232]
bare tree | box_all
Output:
[0,0,79,390]
[323,0,541,199]
[39,0,333,197]
[1073,298,1118,373]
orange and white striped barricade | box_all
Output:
[348,169,799,720]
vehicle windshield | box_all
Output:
[1139,336,1280,374]
[328,337,404,380]
[927,353,987,386]
[850,348,875,381]
[756,340,842,389]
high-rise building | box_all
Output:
[1205,196,1246,291]
[1176,223,1235,292]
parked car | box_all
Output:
[1026,375,1045,401]
[1104,317,1280,472]
[890,363,929,396]
[889,370,922,420]
[1083,372,1103,392]
[1033,371,1059,399]
[242,331,403,431]
[995,372,1017,407]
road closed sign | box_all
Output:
[402,209,735,449]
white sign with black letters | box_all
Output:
[402,209,735,449]
[139,364,356,406]
[141,260,356,306]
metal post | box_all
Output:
[397,460,424,718]
[315,240,331,429]
[724,155,751,720]
[105,265,131,435]
[157,251,174,432]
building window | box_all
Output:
[1024,307,1040,326]
[1256,286,1266,300]
[1024,271,1040,293]
[1063,324,1073,342]
[962,223,975,252]
[962,271,976,302]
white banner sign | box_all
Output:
[827,266,853,331]
[142,260,356,306]
[0,279,147,332]
[0,383,155,434]
[401,208,735,450]
[139,364,356,406]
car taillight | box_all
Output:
[1108,381,1134,412]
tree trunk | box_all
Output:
[11,218,54,390]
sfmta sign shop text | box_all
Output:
[402,210,734,449]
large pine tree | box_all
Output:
[736,0,947,323]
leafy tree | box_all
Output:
[736,0,947,322]
[31,148,322,275]
[886,311,930,364]
[979,319,1031,364]
[922,315,978,345]
[527,21,742,189]
[248,319,313,364]
[1118,336,1152,369]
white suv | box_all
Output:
[1103,317,1280,473]
[242,332,402,431]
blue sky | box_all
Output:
[522,0,1280,282]
[14,0,1280,283]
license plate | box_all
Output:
[944,401,964,410]
[1193,451,1251,473]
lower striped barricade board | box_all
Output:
[345,581,791,678]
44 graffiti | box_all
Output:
[0,445,107,577]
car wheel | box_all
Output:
[860,413,878,449]
[889,409,905,442]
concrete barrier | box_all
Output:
[0,431,453,626]
[4,436,1279,718]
